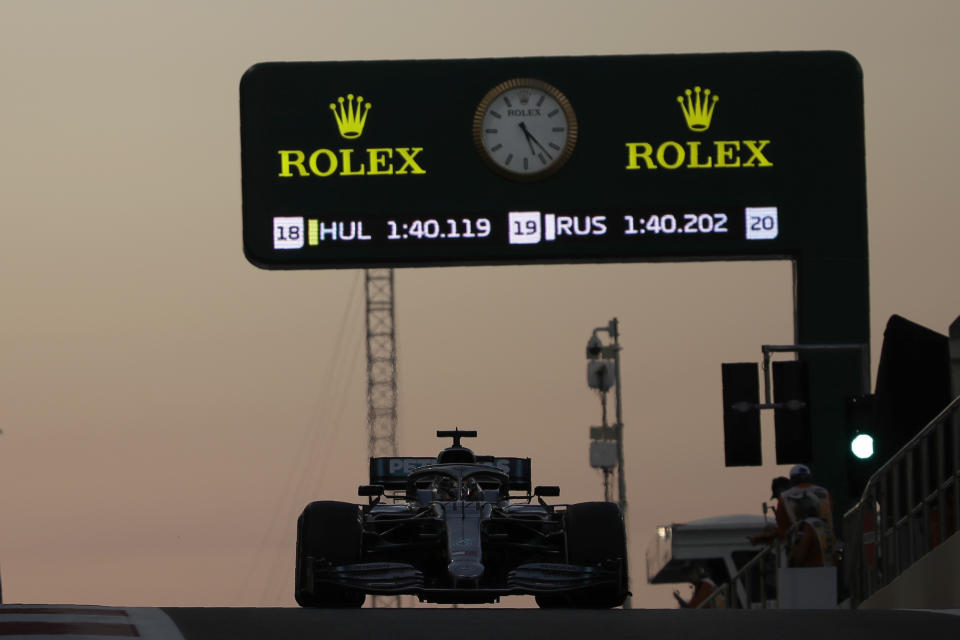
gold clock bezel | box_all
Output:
[472,78,578,182]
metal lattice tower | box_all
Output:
[365,269,399,458]
[364,268,400,608]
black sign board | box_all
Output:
[240,52,865,270]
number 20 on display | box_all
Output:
[745,207,778,240]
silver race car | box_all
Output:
[295,430,628,608]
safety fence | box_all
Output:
[842,396,960,608]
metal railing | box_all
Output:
[842,396,960,607]
[695,523,799,609]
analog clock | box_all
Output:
[473,78,578,181]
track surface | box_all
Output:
[3,606,958,640]
[163,608,960,640]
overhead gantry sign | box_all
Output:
[239,51,868,511]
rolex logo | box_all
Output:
[329,93,371,139]
[677,86,718,132]
[626,85,771,171]
[280,92,426,179]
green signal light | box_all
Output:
[851,433,875,460]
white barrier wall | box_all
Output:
[860,532,960,609]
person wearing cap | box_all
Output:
[673,564,722,608]
[778,464,837,567]
[750,476,792,545]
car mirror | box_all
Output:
[358,485,385,497]
[534,486,560,497]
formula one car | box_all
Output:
[295,429,628,608]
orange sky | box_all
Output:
[0,1,957,608]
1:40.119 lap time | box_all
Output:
[386,218,492,240]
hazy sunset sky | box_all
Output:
[0,1,957,609]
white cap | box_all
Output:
[789,464,811,479]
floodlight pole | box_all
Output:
[590,318,630,609]
[600,389,612,502]
[610,321,626,526]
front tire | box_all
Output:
[560,501,628,608]
[295,500,366,608]
[534,593,568,608]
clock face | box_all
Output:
[473,79,578,181]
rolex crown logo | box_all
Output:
[329,93,371,139]
[677,86,718,132]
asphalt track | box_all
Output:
[3,606,959,640]
[163,608,960,640]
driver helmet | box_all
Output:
[462,476,483,501]
[433,475,459,501]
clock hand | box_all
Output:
[529,135,554,161]
[518,122,537,156]
[518,122,553,160]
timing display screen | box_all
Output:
[273,207,778,248]
[241,53,864,269]
[272,206,780,264]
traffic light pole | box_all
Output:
[760,343,870,407]
[723,343,873,468]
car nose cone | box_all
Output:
[449,556,485,585]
